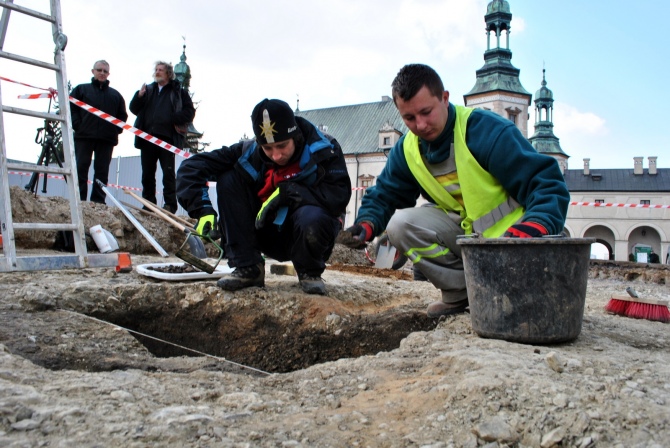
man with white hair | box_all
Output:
[130,61,195,213]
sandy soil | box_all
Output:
[1,187,669,447]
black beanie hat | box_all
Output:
[251,98,299,144]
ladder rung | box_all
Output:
[0,50,60,71]
[12,223,79,231]
[7,161,72,175]
[0,2,56,23]
[1,105,64,121]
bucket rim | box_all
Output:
[457,237,596,246]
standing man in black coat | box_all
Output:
[129,61,195,213]
[70,60,128,203]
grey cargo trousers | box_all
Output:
[386,204,467,304]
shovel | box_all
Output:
[122,189,206,260]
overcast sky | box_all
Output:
[0,0,666,170]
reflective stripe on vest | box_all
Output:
[403,105,524,237]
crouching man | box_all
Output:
[176,99,351,295]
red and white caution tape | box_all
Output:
[18,93,53,99]
[8,171,142,191]
[570,201,670,209]
[68,96,192,159]
[3,75,191,159]
[0,76,53,92]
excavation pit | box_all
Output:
[0,262,440,374]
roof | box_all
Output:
[296,99,408,155]
[564,168,670,192]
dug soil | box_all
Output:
[1,187,669,447]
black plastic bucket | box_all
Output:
[457,237,595,344]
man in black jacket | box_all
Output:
[129,61,195,213]
[177,99,351,295]
[70,60,128,203]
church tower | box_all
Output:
[529,69,569,172]
[173,43,204,152]
[463,0,531,137]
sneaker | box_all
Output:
[217,263,264,291]
[426,298,469,318]
[298,273,326,295]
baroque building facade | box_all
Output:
[297,0,669,263]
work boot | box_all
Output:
[413,265,428,282]
[163,204,177,214]
[217,263,264,291]
[426,298,469,318]
[298,273,327,295]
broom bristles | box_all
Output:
[605,296,670,323]
[604,298,631,316]
[626,302,670,323]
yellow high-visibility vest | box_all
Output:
[403,105,524,237]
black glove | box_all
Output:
[337,222,374,249]
[503,222,548,238]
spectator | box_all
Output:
[70,60,127,203]
[129,61,194,213]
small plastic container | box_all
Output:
[89,225,119,254]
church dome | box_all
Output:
[487,0,511,14]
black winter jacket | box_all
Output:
[70,78,128,145]
[129,80,195,150]
[176,116,352,219]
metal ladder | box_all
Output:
[0,0,119,272]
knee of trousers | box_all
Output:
[385,208,422,250]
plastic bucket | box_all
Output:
[457,237,595,344]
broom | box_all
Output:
[605,287,670,323]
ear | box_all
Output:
[442,91,450,105]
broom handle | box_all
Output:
[123,189,188,233]
[610,295,669,306]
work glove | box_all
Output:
[503,222,548,238]
[256,188,285,230]
[337,222,374,249]
[255,184,303,229]
[195,210,217,237]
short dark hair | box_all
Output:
[391,64,444,103]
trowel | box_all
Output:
[374,241,397,269]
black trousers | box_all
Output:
[216,168,340,277]
[74,139,114,204]
[140,139,177,209]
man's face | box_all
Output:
[260,138,296,166]
[396,86,450,142]
[153,64,169,85]
[91,63,110,82]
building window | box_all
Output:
[595,199,604,204]
[508,113,517,125]
[383,136,391,146]
[640,200,650,205]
